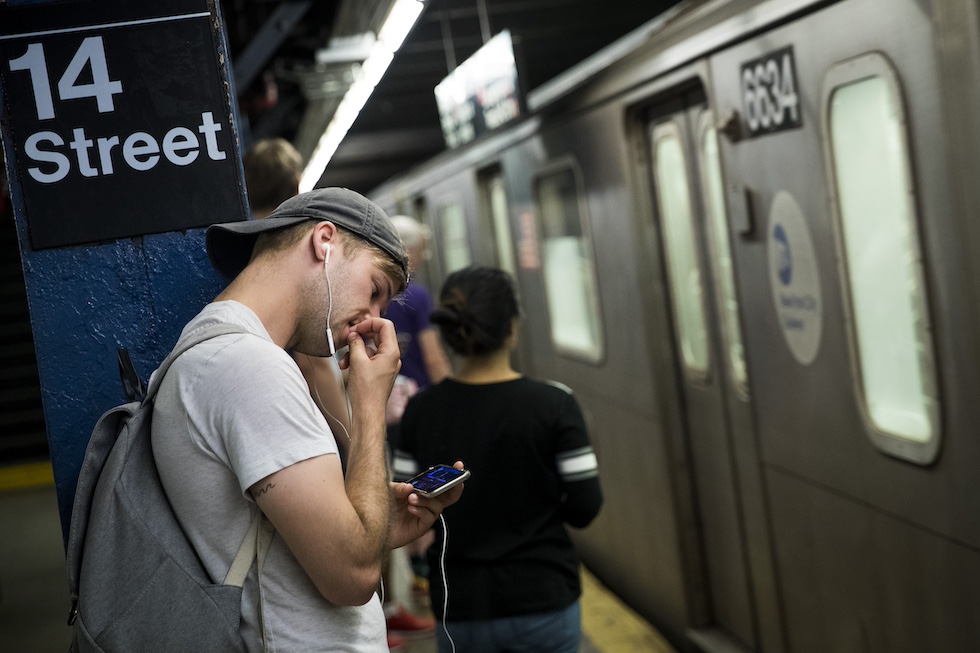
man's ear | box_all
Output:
[312,221,338,260]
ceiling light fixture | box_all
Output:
[299,0,425,192]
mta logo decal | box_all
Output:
[774,224,792,286]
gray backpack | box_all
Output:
[66,323,273,652]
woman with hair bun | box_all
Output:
[393,265,603,653]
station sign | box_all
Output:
[435,30,523,149]
[0,2,244,249]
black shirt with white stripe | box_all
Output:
[394,377,603,621]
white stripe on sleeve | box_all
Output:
[556,447,598,481]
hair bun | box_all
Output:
[430,307,462,328]
[432,266,519,357]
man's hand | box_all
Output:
[341,317,401,415]
[389,460,466,549]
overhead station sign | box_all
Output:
[0,3,244,249]
[435,30,523,149]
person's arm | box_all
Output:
[554,392,603,528]
[418,326,451,384]
[560,469,603,528]
[250,318,399,606]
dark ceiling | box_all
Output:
[220,0,683,195]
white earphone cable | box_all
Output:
[440,513,456,653]
[304,353,352,443]
[324,243,336,357]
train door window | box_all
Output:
[439,199,471,275]
[533,164,604,362]
[822,53,940,463]
[410,196,437,290]
[698,112,748,398]
[482,171,517,277]
[651,121,711,379]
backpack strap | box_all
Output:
[224,510,275,587]
[223,509,277,651]
[117,348,147,402]
[144,322,254,403]
[224,508,276,651]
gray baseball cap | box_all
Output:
[206,187,409,281]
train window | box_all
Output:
[823,53,940,462]
[485,174,517,278]
[439,200,471,275]
[533,164,604,362]
[699,112,748,398]
[651,121,711,379]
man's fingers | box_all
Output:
[352,318,398,356]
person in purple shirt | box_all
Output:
[385,216,452,438]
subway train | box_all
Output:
[368,0,980,651]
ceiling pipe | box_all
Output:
[477,0,491,43]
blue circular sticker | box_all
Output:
[767,191,822,365]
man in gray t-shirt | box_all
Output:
[151,188,464,652]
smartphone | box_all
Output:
[406,464,471,498]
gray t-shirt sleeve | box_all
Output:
[193,336,340,497]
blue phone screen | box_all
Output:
[411,466,464,493]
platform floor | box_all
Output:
[0,466,675,653]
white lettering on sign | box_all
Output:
[9,37,123,120]
[480,78,520,130]
[7,37,226,184]
[439,99,477,149]
[24,112,226,183]
[25,131,67,183]
[8,43,55,120]
[740,46,802,137]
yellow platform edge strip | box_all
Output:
[581,566,678,653]
[0,461,56,491]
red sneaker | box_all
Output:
[387,632,408,653]
[386,604,435,635]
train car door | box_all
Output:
[477,166,519,278]
[645,87,782,652]
[704,1,980,650]
[476,165,531,372]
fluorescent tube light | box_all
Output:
[299,0,425,192]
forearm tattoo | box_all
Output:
[253,483,276,498]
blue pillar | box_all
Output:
[0,0,247,542]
